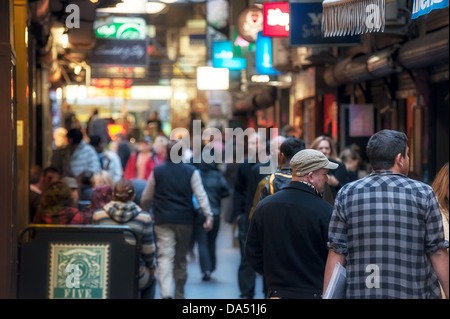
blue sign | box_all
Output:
[411,0,449,19]
[289,2,360,46]
[212,41,246,70]
[255,32,280,75]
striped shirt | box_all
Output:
[329,170,449,299]
[92,201,156,271]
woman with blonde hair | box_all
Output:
[310,135,348,199]
[92,170,115,188]
[432,162,449,244]
[431,162,449,298]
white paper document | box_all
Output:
[323,262,347,299]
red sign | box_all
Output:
[263,2,290,37]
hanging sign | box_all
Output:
[256,32,280,75]
[290,2,360,46]
[237,6,264,43]
[263,2,290,37]
[91,38,149,67]
[411,0,449,19]
[95,16,146,39]
[212,41,246,70]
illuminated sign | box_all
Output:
[212,41,246,70]
[95,17,146,39]
[256,32,280,75]
[108,124,127,139]
[197,67,229,90]
[237,6,264,43]
[263,3,290,37]
[411,0,449,19]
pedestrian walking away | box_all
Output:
[246,149,338,299]
[140,140,214,299]
[324,129,449,299]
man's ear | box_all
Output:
[395,153,404,169]
[306,171,315,183]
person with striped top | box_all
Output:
[92,178,156,299]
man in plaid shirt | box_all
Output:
[324,130,449,299]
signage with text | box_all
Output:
[256,32,281,75]
[290,2,360,46]
[91,38,149,67]
[411,0,449,19]
[263,2,290,37]
[212,41,246,70]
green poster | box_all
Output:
[49,243,110,299]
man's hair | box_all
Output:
[366,130,408,170]
[43,166,60,176]
[89,135,102,147]
[280,137,306,161]
[67,128,83,145]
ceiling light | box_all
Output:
[96,0,167,14]
[160,0,178,3]
[146,2,167,14]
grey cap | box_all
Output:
[62,177,79,189]
[290,149,339,177]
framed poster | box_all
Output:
[49,243,110,299]
[349,104,374,137]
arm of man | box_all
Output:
[430,248,449,298]
[140,171,155,212]
[245,207,264,275]
[191,170,214,231]
[323,250,345,297]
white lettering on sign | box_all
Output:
[267,8,290,31]
[307,13,322,26]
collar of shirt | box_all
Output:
[296,181,323,198]
[370,170,407,178]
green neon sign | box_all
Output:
[95,17,146,40]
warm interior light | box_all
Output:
[197,67,229,90]
[146,2,167,14]
[96,0,167,14]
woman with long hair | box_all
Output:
[310,135,349,200]
[431,162,449,299]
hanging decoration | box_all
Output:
[321,0,385,37]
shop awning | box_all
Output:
[322,0,385,37]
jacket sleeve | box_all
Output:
[140,171,155,212]
[232,164,247,221]
[191,170,213,219]
[245,207,264,275]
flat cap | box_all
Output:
[290,149,338,177]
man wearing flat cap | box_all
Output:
[245,149,338,299]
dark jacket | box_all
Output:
[152,161,196,225]
[245,181,333,298]
[196,162,231,216]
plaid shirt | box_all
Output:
[329,170,449,299]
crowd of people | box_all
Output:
[28,118,449,299]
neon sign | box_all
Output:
[263,3,290,37]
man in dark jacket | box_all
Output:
[245,149,338,299]
[140,140,213,299]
